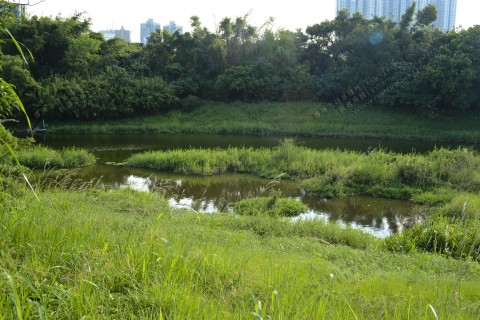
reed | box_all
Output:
[17,146,96,169]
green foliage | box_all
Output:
[4,13,94,77]
[37,70,177,120]
[0,126,29,192]
[17,146,95,168]
[64,33,102,74]
[416,4,438,28]
[2,7,479,118]
[386,192,480,261]
[0,55,39,100]
[232,197,308,217]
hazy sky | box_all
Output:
[27,0,477,43]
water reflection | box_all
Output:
[301,196,422,234]
[69,165,421,238]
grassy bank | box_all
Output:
[1,188,479,318]
[46,102,480,143]
[125,140,480,199]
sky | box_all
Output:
[26,0,477,43]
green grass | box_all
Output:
[45,102,480,143]
[17,146,96,169]
[125,140,480,199]
[232,196,309,217]
[1,188,479,318]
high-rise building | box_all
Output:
[337,0,364,16]
[115,27,131,42]
[12,4,26,19]
[433,0,456,32]
[140,19,161,44]
[100,27,131,43]
[100,30,116,41]
[163,21,183,34]
[336,0,456,31]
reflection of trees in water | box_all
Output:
[302,195,421,233]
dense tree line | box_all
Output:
[1,3,479,120]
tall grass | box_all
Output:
[232,196,308,217]
[385,195,480,261]
[1,188,479,318]
[17,146,96,169]
[125,140,480,199]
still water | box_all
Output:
[61,162,421,238]
[36,133,436,237]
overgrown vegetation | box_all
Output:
[1,4,480,121]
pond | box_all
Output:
[54,166,420,238]
[35,133,435,237]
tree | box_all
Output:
[4,13,93,77]
[64,33,102,75]
[416,4,437,28]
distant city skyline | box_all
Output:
[100,26,131,42]
[163,21,183,35]
[27,0,477,43]
[337,0,457,31]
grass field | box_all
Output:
[45,102,480,143]
[1,188,479,319]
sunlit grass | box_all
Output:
[1,188,479,318]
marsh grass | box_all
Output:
[125,140,480,199]
[17,146,96,169]
[1,188,479,318]
[232,196,308,217]
[385,198,480,261]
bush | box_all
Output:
[37,71,178,120]
[231,197,308,217]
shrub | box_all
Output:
[232,197,308,217]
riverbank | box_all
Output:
[1,188,479,318]
[44,102,480,143]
